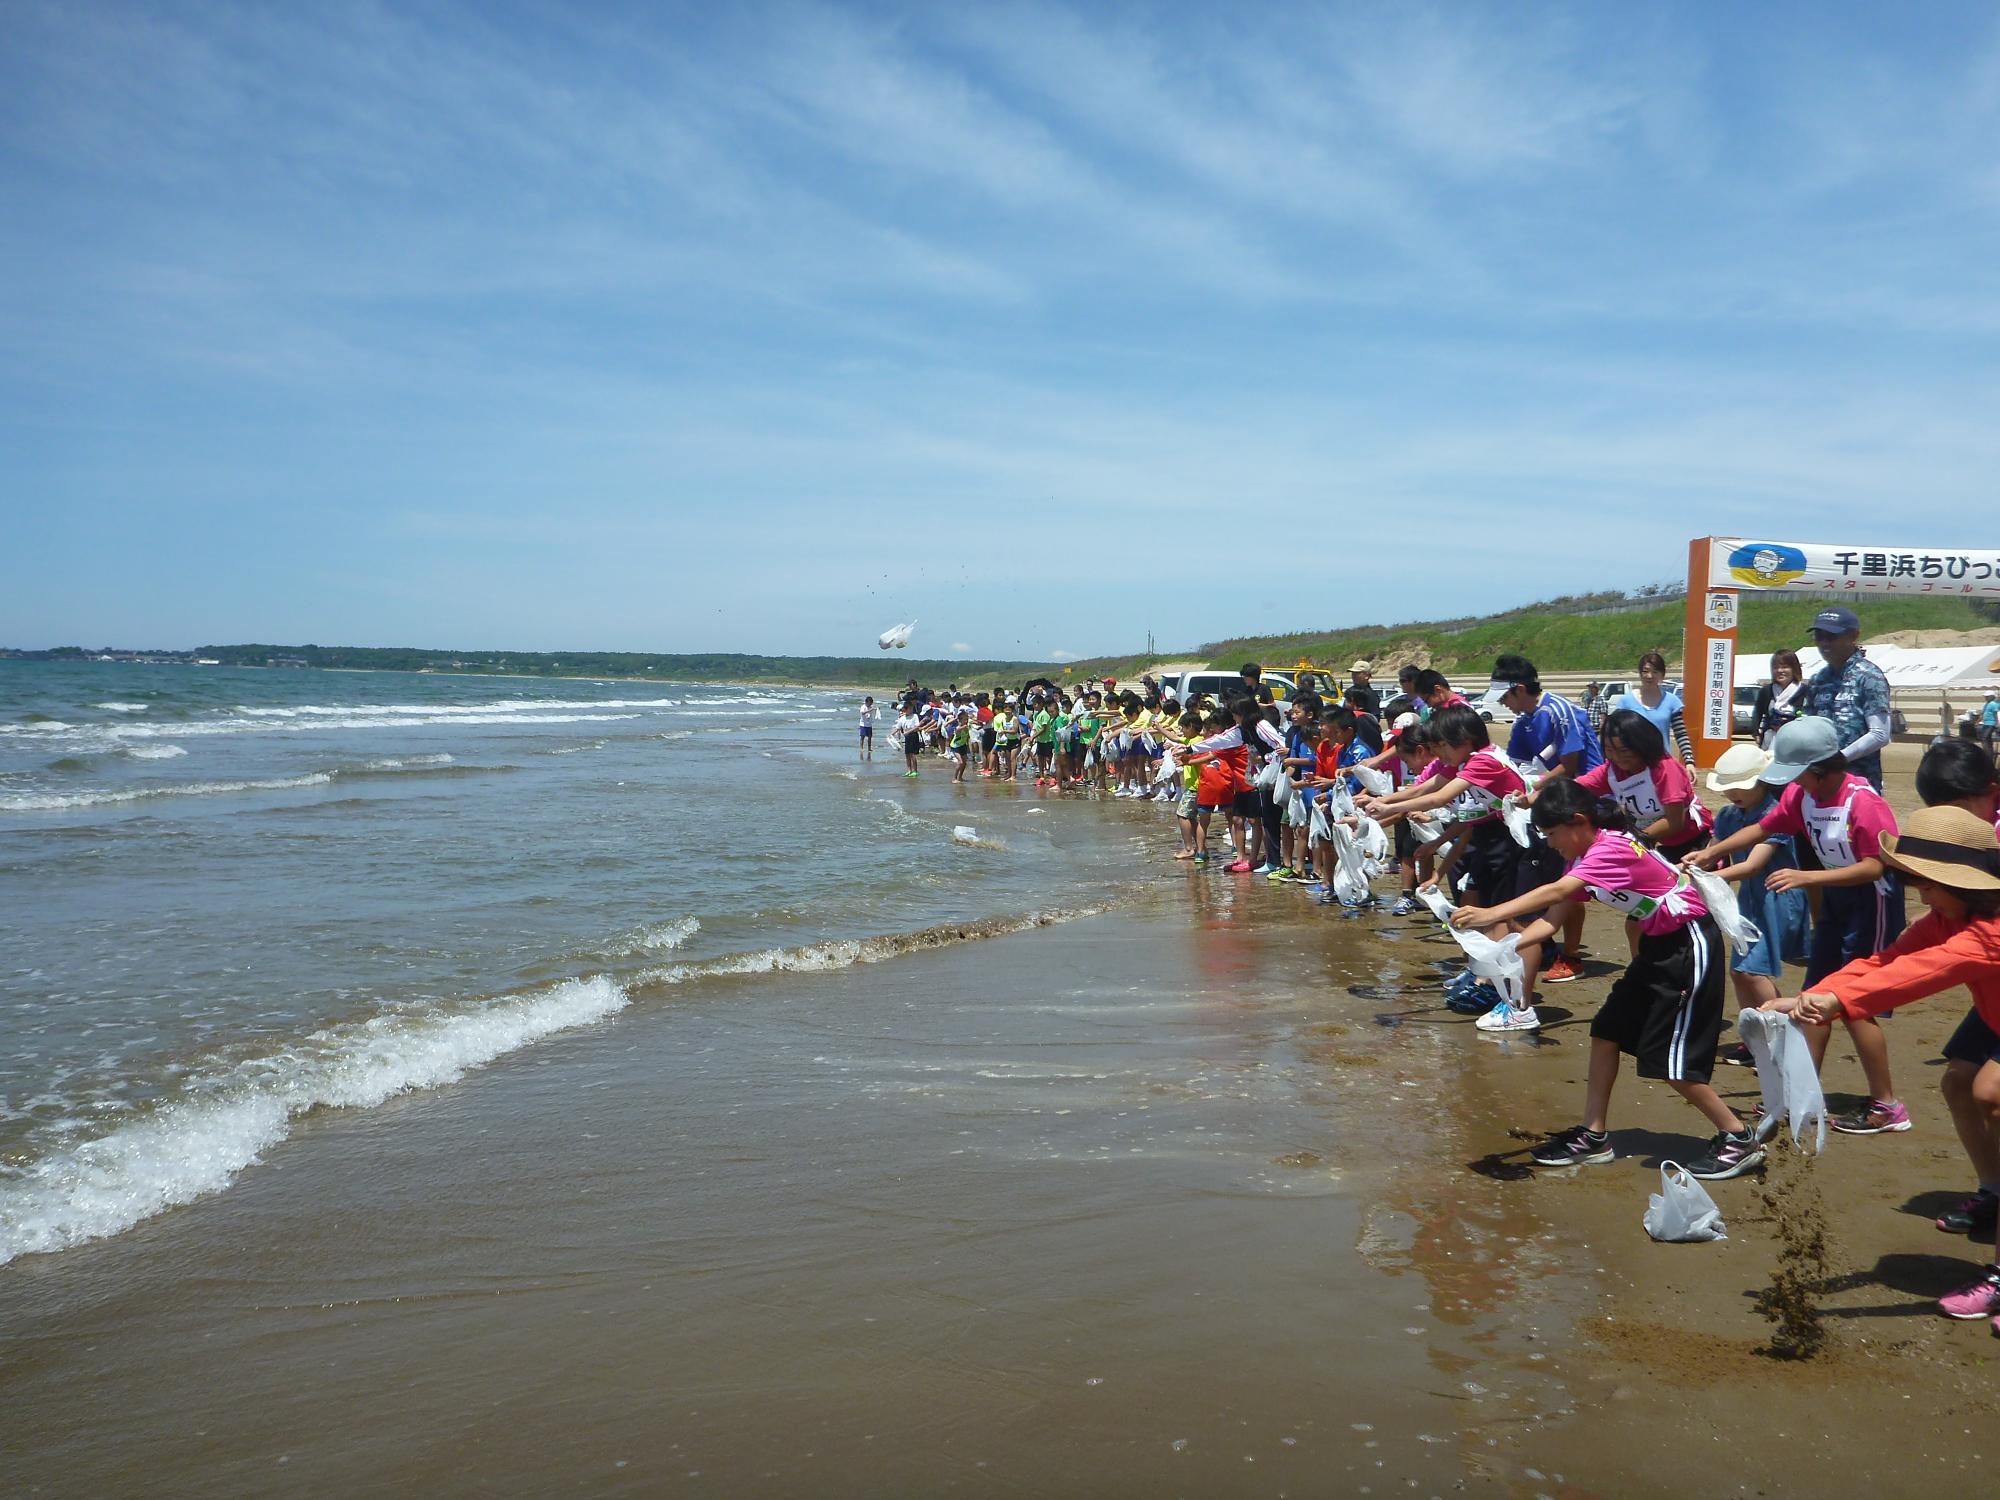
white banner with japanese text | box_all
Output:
[1707,538,2000,597]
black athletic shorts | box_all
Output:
[903,732,921,755]
[981,726,996,753]
[1590,916,1726,1084]
[1457,821,1520,906]
[1230,790,1260,819]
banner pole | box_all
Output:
[1683,537,1738,770]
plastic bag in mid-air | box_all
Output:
[1687,868,1764,955]
[1643,1162,1728,1242]
[877,620,915,650]
[1736,1009,1827,1153]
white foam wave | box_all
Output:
[235,698,687,717]
[605,916,699,957]
[636,910,1092,989]
[87,712,643,739]
[0,976,628,1265]
[124,745,188,760]
[363,753,455,770]
[95,702,150,713]
[0,773,335,811]
[951,826,1007,850]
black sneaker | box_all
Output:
[1530,1126,1614,1168]
[1937,1190,2000,1235]
[1684,1130,1765,1181]
[1717,1042,1756,1067]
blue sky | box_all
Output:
[4,1,1998,660]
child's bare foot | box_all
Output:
[1172,849,1194,860]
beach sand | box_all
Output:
[4,747,1993,1496]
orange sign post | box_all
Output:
[1683,537,1739,772]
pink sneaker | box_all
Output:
[1832,1098,1912,1134]
[1938,1265,2000,1320]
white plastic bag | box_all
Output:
[1417,885,1456,922]
[1502,794,1535,849]
[1309,797,1332,845]
[1355,814,1390,862]
[1153,750,1179,787]
[1285,787,1306,826]
[1736,1009,1827,1153]
[1351,764,1394,797]
[1329,823,1372,904]
[1409,812,1445,845]
[1688,868,1764,954]
[1254,754,1285,795]
[1643,1162,1728,1242]
[1448,926,1525,1004]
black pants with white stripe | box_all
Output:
[1589,915,1725,1085]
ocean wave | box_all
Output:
[124,745,189,760]
[0,773,337,811]
[602,916,700,958]
[0,976,629,1266]
[234,698,688,717]
[95,702,150,713]
[636,908,1097,989]
[96,711,645,738]
[0,757,490,811]
[951,826,1007,850]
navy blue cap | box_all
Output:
[1809,606,1860,636]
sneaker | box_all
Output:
[1833,1099,1913,1135]
[1443,968,1480,997]
[1253,863,1278,876]
[1530,1126,1614,1168]
[1937,1191,2000,1235]
[1717,1042,1756,1068]
[1476,1001,1541,1032]
[1192,853,1210,865]
[1389,894,1419,916]
[1541,956,1581,984]
[1446,981,1501,1015]
[1267,866,1296,882]
[1684,1130,1766,1181]
[1937,1265,2000,1319]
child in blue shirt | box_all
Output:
[1704,743,1809,1012]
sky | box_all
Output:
[4,1,1998,661]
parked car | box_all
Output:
[1166,670,1296,707]
[1734,685,1760,737]
[1472,680,1517,726]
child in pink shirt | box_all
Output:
[1455,778,1763,1181]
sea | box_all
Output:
[1,660,1578,1495]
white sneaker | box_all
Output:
[1475,1002,1541,1032]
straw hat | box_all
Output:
[1706,742,1772,793]
[1878,806,2000,891]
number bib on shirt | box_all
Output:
[1579,835,1693,921]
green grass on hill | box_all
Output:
[1059,594,1999,684]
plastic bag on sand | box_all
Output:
[1417,885,1456,922]
[1351,764,1394,797]
[1736,1009,1827,1153]
[1502,795,1535,849]
[1644,1162,1728,1243]
[1688,868,1764,954]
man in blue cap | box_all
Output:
[1802,606,1892,790]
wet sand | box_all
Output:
[5,747,1995,1495]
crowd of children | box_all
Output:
[876,649,2000,1336]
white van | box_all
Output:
[1165,669,1296,706]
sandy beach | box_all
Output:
[5,728,1992,1497]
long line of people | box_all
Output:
[877,638,2000,1337]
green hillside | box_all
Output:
[1062,593,1999,683]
